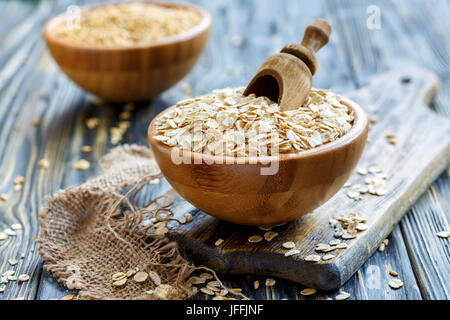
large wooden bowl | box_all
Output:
[148,98,368,226]
[43,2,211,102]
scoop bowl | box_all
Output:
[148,97,368,226]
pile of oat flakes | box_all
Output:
[153,88,354,156]
[54,3,202,46]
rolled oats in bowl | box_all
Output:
[153,88,354,157]
[54,2,202,46]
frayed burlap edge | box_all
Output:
[35,145,205,300]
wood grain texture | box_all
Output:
[0,0,448,300]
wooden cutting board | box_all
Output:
[161,68,450,290]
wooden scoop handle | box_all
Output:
[300,18,331,54]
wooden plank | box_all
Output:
[0,0,70,300]
[400,174,450,300]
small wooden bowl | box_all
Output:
[148,98,368,226]
[43,2,211,102]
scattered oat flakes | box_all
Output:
[184,213,193,222]
[125,269,137,278]
[14,176,25,185]
[110,121,131,145]
[4,228,16,236]
[38,158,50,169]
[112,272,126,281]
[263,231,278,241]
[254,280,259,290]
[282,241,295,249]
[73,159,90,170]
[199,273,213,280]
[148,271,161,286]
[208,280,220,288]
[248,235,263,243]
[258,225,273,231]
[86,117,100,129]
[304,254,321,262]
[133,271,148,283]
[8,259,18,265]
[342,232,356,240]
[389,270,398,277]
[231,35,244,47]
[356,223,368,231]
[113,278,127,286]
[60,294,75,300]
[200,287,215,295]
[81,145,92,153]
[11,224,22,231]
[265,278,276,287]
[322,254,335,261]
[368,166,381,174]
[0,232,7,241]
[206,284,220,292]
[31,119,40,126]
[388,278,403,289]
[378,243,385,252]
[188,276,205,285]
[177,215,187,224]
[154,227,168,235]
[357,167,368,175]
[119,111,131,120]
[0,194,7,202]
[347,190,360,200]
[436,231,450,238]
[335,243,348,249]
[18,274,30,282]
[300,288,316,296]
[285,249,300,257]
[329,239,341,246]
[215,238,224,246]
[335,291,350,300]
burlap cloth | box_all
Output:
[36,145,223,300]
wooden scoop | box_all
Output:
[244,19,331,111]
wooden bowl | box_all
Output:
[43,2,211,102]
[148,98,368,226]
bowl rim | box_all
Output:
[42,1,212,51]
[148,96,369,164]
